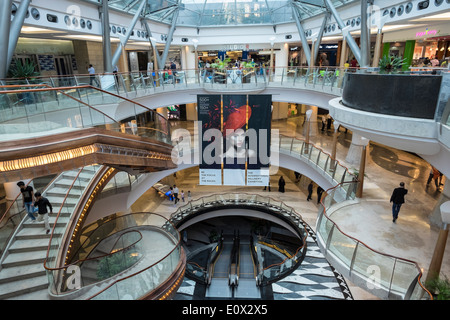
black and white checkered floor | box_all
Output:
[174,223,353,301]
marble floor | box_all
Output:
[130,116,450,300]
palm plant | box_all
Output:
[426,276,450,300]
[8,59,40,78]
[378,55,406,74]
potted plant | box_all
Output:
[7,59,40,104]
[378,55,406,74]
[426,276,450,300]
[8,59,40,79]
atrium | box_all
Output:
[0,0,449,307]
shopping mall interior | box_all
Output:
[0,0,450,306]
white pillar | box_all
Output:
[345,133,369,166]
[304,105,318,137]
[4,179,34,201]
[275,43,289,79]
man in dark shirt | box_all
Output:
[17,181,36,221]
[390,182,408,223]
[34,192,53,234]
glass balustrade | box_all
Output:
[0,85,171,145]
[316,182,432,300]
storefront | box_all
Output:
[382,22,450,69]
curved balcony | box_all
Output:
[170,193,308,286]
[315,182,433,301]
[45,212,184,300]
[1,67,347,112]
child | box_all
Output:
[181,190,185,202]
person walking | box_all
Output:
[181,190,185,202]
[173,185,179,204]
[390,182,408,223]
[33,192,53,234]
[17,181,36,222]
[307,181,313,201]
[317,186,324,204]
[278,176,285,193]
[88,64,100,87]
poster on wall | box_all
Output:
[222,95,247,186]
[246,95,272,186]
[197,95,222,185]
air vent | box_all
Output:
[390,7,396,18]
[435,0,444,6]
[31,8,40,20]
[47,14,58,23]
[181,37,188,42]
[80,19,86,28]
[418,0,430,10]
[285,35,292,39]
[398,5,404,16]
[406,2,413,13]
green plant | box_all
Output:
[426,276,450,300]
[8,59,40,78]
[96,251,140,280]
[378,55,406,73]
[211,57,231,70]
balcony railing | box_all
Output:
[316,182,433,300]
[0,84,171,144]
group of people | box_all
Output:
[17,181,53,234]
[166,185,190,204]
[269,174,325,205]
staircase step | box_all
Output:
[0,262,46,284]
[46,187,83,198]
[15,227,53,240]
[2,250,46,268]
[8,238,53,253]
[0,275,48,300]
[6,288,49,300]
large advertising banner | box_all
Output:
[246,95,272,186]
[197,95,222,185]
[222,94,247,186]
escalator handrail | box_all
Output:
[205,232,223,285]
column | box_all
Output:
[425,201,450,283]
[0,0,12,78]
[382,42,390,59]
[402,40,415,72]
[304,105,318,137]
[340,38,348,68]
[372,31,383,67]
[345,133,369,167]
[275,42,289,79]
[430,182,450,228]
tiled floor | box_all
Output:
[131,116,450,300]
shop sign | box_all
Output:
[416,28,439,38]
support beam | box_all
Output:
[100,0,113,72]
[0,0,12,78]
[111,0,147,69]
[7,0,31,72]
[159,8,180,68]
[313,11,331,66]
[360,0,370,68]
[291,2,311,66]
[324,0,361,65]
[142,18,163,69]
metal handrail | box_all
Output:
[316,181,433,300]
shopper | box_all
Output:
[317,186,324,204]
[187,190,191,201]
[278,176,285,193]
[426,166,440,189]
[17,181,36,222]
[390,182,408,223]
[181,190,185,202]
[88,64,100,87]
[173,185,179,204]
[307,182,313,201]
[33,192,53,234]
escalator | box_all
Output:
[206,231,260,299]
